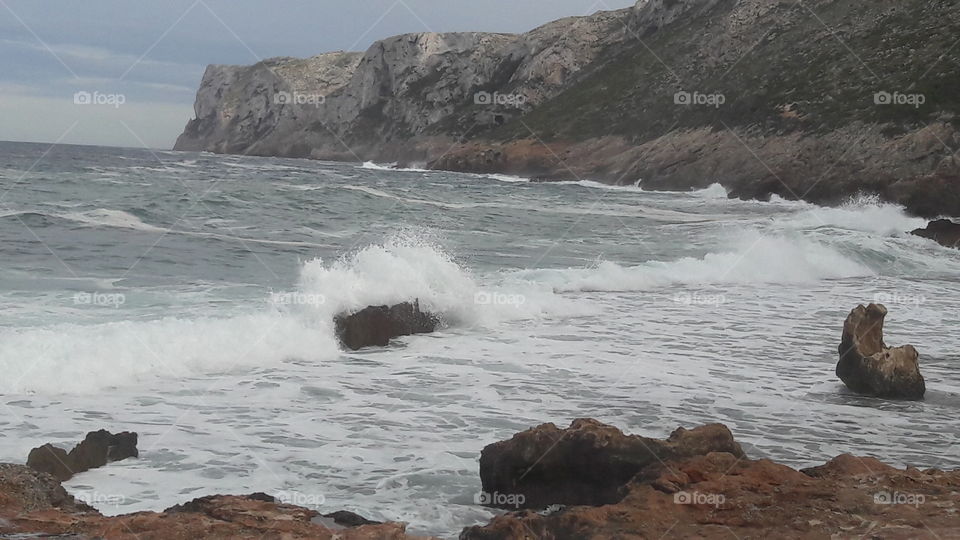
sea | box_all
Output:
[0,141,957,537]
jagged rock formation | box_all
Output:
[462,450,960,539]
[0,470,430,540]
[837,304,925,399]
[912,218,960,248]
[477,418,744,509]
[27,430,138,481]
[334,301,439,350]
[176,0,960,217]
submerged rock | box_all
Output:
[334,301,438,350]
[477,418,744,509]
[911,219,960,248]
[836,304,925,399]
[27,430,138,481]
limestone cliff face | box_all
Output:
[175,0,960,217]
[174,4,632,159]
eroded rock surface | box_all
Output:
[0,469,431,540]
[837,303,925,399]
[462,451,960,539]
[478,418,744,509]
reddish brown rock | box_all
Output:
[0,465,433,539]
[477,418,744,509]
[462,451,960,539]
[837,304,925,399]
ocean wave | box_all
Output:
[782,193,927,235]
[0,313,340,394]
[359,161,430,173]
[0,208,331,248]
[510,233,873,293]
[0,234,589,394]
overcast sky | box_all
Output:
[0,0,636,149]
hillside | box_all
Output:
[175,0,960,216]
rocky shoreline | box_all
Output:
[3,419,958,539]
[2,303,956,538]
[174,0,960,218]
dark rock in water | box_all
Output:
[334,300,438,350]
[25,445,74,482]
[477,418,744,509]
[26,430,138,481]
[68,430,138,472]
[837,303,925,399]
[911,219,960,248]
[322,510,381,527]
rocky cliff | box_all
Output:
[175,0,960,217]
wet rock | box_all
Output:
[837,303,925,399]
[27,430,138,481]
[461,450,960,539]
[323,510,381,527]
[335,300,438,350]
[0,471,431,539]
[0,463,91,513]
[26,444,74,482]
[477,418,744,509]
[911,219,960,248]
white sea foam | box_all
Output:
[690,183,729,199]
[0,235,587,394]
[511,232,873,293]
[359,161,430,173]
[0,313,340,394]
[784,193,927,235]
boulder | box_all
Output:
[911,218,960,248]
[25,444,74,482]
[836,304,925,399]
[27,430,138,481]
[334,300,439,350]
[477,418,744,509]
